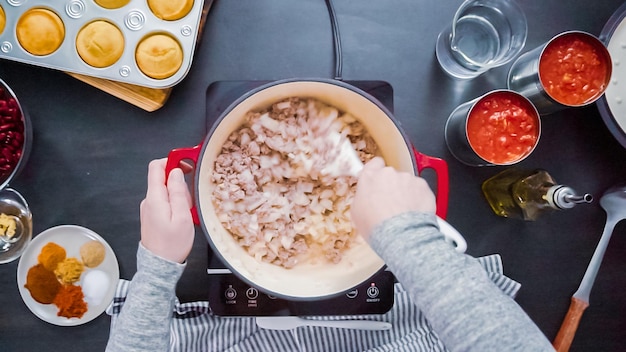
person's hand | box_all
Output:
[351,157,436,240]
[140,158,195,263]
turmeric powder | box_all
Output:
[38,242,66,271]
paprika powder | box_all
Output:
[53,284,88,319]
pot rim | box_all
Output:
[195,78,417,301]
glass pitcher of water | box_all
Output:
[436,0,527,79]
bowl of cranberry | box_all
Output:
[0,78,31,189]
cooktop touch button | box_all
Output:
[246,287,259,300]
[225,286,237,300]
[346,289,358,299]
[366,284,379,299]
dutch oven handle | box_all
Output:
[412,145,449,220]
[165,144,202,225]
[164,144,450,226]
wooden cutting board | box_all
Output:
[67,1,213,112]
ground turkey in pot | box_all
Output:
[211,97,378,268]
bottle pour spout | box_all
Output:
[549,185,593,209]
[564,193,594,204]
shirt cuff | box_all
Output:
[136,242,186,290]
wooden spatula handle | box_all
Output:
[553,297,589,352]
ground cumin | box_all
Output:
[38,242,66,271]
[54,257,84,284]
[53,284,88,318]
[24,264,61,304]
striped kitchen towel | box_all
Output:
[107,254,520,352]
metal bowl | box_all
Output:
[0,78,31,189]
[0,78,32,263]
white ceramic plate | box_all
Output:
[16,225,119,326]
[598,2,626,148]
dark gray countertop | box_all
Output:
[1,0,626,350]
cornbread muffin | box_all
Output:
[135,33,183,79]
[148,0,194,21]
[0,6,6,36]
[94,0,131,9]
[80,240,106,268]
[16,8,65,56]
[76,20,125,68]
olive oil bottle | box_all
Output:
[481,169,593,221]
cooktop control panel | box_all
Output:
[206,254,395,316]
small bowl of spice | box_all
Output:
[0,78,33,264]
[0,188,32,264]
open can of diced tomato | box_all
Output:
[445,89,541,166]
[507,31,612,115]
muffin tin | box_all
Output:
[0,0,204,88]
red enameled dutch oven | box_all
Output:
[166,78,458,300]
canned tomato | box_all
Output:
[445,89,541,166]
[507,31,612,115]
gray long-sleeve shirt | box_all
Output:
[369,212,553,351]
[106,212,554,351]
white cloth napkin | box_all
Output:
[107,254,520,352]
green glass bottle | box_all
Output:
[481,169,593,221]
